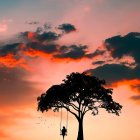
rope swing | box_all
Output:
[66,109,68,130]
[60,108,68,137]
[60,108,62,131]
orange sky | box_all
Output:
[0,0,140,140]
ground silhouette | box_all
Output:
[37,72,122,140]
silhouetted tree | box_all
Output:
[37,72,122,140]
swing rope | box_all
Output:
[66,109,68,130]
[60,108,62,131]
[60,108,68,132]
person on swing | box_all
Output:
[61,126,67,140]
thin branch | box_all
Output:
[62,105,78,119]
[78,99,82,119]
[83,108,90,116]
[83,105,87,114]
[52,104,78,119]
[67,103,79,111]
[81,104,85,113]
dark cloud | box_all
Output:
[26,42,58,54]
[0,43,20,56]
[85,64,140,101]
[0,40,58,59]
[105,32,140,63]
[22,24,76,43]
[15,24,93,60]
[0,40,89,66]
[54,45,88,59]
[130,95,140,100]
[1,23,109,65]
[92,61,105,65]
[0,43,26,68]
[84,32,140,101]
[38,31,61,42]
[57,23,76,33]
[86,49,105,58]
[20,31,60,42]
[35,27,44,34]
[0,24,93,67]
[85,64,140,84]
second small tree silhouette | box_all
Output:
[37,72,122,140]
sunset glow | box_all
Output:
[0,0,140,140]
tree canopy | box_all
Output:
[37,72,122,140]
[37,72,122,118]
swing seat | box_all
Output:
[60,133,67,136]
[60,130,67,136]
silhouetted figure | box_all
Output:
[61,126,67,140]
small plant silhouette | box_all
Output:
[37,72,122,140]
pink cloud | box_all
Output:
[0,23,8,32]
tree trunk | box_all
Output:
[77,118,84,140]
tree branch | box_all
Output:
[63,105,78,119]
[67,102,79,111]
[83,108,90,116]
[78,99,82,119]
[81,104,85,113]
[83,105,87,114]
[52,104,78,119]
